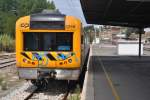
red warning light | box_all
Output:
[32,62,35,65]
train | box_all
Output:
[16,11,90,86]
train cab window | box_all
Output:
[24,33,39,51]
[23,32,73,51]
[43,33,55,51]
[56,33,72,51]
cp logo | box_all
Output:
[20,23,29,28]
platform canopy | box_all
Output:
[80,0,150,28]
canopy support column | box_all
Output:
[138,28,144,58]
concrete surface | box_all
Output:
[82,44,150,100]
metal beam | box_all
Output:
[138,28,144,58]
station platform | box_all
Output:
[82,44,150,100]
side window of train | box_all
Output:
[84,37,86,44]
[84,35,87,44]
[24,32,39,51]
[86,33,90,44]
[81,35,83,44]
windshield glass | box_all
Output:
[23,32,73,51]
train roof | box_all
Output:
[16,11,81,30]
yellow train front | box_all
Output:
[16,12,85,83]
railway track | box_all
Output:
[0,52,83,100]
[1,80,72,100]
[0,53,15,59]
[25,80,71,100]
[0,53,16,69]
[0,82,37,100]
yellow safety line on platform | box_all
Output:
[98,57,121,100]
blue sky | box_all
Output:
[52,0,87,25]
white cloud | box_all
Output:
[144,28,150,32]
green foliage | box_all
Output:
[84,25,94,33]
[0,77,8,90]
[124,27,139,38]
[0,77,3,84]
[0,0,55,51]
[0,0,56,37]
[1,81,8,90]
[1,12,17,37]
[84,25,95,43]
[16,0,55,16]
[68,85,80,100]
[0,34,15,52]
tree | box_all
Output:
[125,27,139,39]
[0,0,56,37]
[84,25,95,43]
